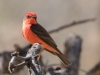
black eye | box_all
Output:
[27,15,31,19]
[34,17,37,20]
[31,16,36,20]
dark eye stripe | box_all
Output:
[32,16,36,20]
[27,15,31,19]
[24,15,37,20]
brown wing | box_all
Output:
[30,23,57,50]
[30,24,71,65]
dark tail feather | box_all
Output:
[56,53,71,66]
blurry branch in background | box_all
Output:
[87,62,100,75]
[62,34,100,75]
[49,18,96,34]
[14,44,31,56]
[63,34,82,75]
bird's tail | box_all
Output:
[56,53,71,66]
[45,48,71,66]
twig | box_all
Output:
[8,43,43,75]
[8,56,16,73]
[48,18,95,34]
[87,62,100,75]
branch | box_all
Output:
[63,34,82,75]
[8,43,43,75]
[48,18,95,34]
[87,62,100,75]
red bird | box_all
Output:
[22,12,71,66]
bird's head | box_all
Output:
[23,12,37,25]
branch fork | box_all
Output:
[8,43,43,75]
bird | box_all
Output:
[22,12,71,66]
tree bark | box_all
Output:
[63,34,82,75]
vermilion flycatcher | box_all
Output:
[22,12,71,66]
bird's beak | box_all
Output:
[30,17,37,24]
[23,16,37,24]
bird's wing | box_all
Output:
[30,23,57,49]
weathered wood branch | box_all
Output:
[63,34,82,75]
[0,43,44,74]
[0,47,25,74]
[8,43,43,75]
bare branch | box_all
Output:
[8,43,43,75]
[63,34,82,75]
[87,62,100,75]
[49,18,95,34]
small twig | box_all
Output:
[48,18,95,34]
[9,56,16,64]
[8,56,16,73]
[87,62,100,75]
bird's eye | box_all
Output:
[32,16,37,20]
[27,15,31,19]
[34,17,37,20]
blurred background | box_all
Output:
[0,0,100,75]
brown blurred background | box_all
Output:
[0,0,100,75]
